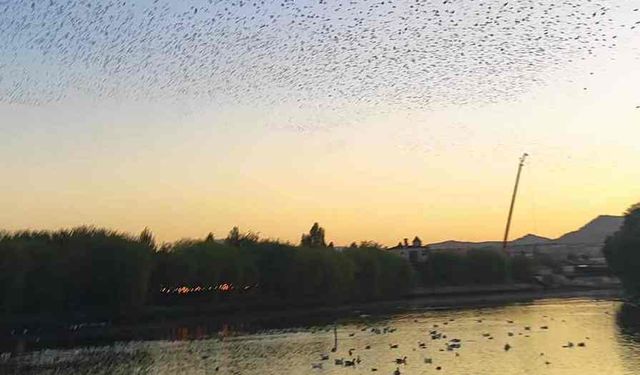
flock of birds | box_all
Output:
[1,0,638,126]
[0,306,622,374]
[311,317,592,374]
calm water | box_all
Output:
[3,298,640,375]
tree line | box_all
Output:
[0,222,540,319]
[0,224,414,317]
[415,249,533,286]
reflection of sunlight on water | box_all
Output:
[4,298,640,375]
[615,303,640,374]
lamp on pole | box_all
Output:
[502,153,528,253]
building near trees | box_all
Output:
[388,236,430,263]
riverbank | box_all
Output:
[0,284,624,353]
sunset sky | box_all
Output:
[1,1,639,246]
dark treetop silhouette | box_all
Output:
[603,203,640,300]
[0,223,542,321]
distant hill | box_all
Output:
[555,215,623,244]
[426,215,623,249]
[511,234,553,245]
[428,240,501,250]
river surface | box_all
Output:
[3,298,640,374]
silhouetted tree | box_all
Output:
[225,227,259,247]
[0,223,416,320]
[466,248,508,284]
[358,241,384,249]
[604,203,640,298]
[417,248,535,286]
[301,222,326,248]
[140,227,156,250]
[0,227,153,316]
[226,226,241,246]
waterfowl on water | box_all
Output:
[395,356,407,364]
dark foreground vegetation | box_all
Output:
[604,203,640,301]
[0,225,414,319]
[0,223,539,321]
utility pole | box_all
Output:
[502,153,528,253]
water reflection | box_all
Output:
[615,302,640,374]
[4,298,640,375]
[0,346,153,375]
[616,303,640,341]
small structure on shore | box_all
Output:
[388,236,430,263]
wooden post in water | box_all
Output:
[331,323,338,352]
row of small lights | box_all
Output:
[160,283,255,294]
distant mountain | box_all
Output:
[428,234,552,250]
[555,215,623,244]
[426,215,623,249]
[511,234,552,245]
[428,240,500,250]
